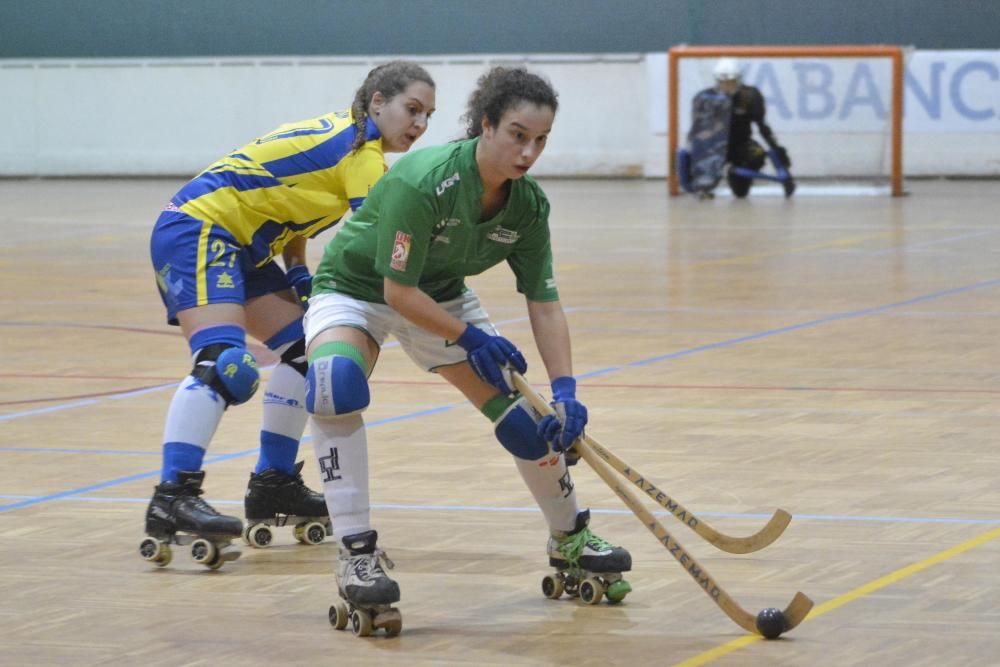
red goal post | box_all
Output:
[668,45,905,196]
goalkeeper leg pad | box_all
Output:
[676,148,694,193]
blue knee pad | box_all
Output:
[494,399,550,460]
[215,347,261,404]
[306,355,370,417]
[192,344,260,406]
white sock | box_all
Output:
[261,363,308,440]
[163,375,225,451]
[311,413,370,541]
[513,454,579,534]
[256,363,308,473]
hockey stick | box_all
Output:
[578,435,812,637]
[511,374,791,554]
[509,374,812,636]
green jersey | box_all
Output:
[312,138,559,304]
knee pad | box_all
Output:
[493,397,550,461]
[278,338,308,377]
[192,343,260,407]
[306,354,370,417]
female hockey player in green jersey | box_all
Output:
[141,61,435,570]
[304,66,631,635]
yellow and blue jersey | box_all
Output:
[170,109,386,267]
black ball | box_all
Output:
[755,607,786,639]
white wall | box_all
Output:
[0,54,646,178]
[0,51,998,178]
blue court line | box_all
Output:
[0,405,467,513]
[1,399,99,420]
[2,280,998,512]
[0,448,258,512]
[580,278,1000,378]
[0,447,160,456]
[0,492,996,527]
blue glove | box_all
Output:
[455,324,527,396]
[537,376,587,452]
[286,265,312,308]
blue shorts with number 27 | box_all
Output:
[150,209,290,325]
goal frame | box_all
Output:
[668,45,905,196]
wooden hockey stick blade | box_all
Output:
[581,435,790,554]
[575,436,814,637]
[511,373,791,554]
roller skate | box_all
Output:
[328,530,402,637]
[243,460,331,548]
[542,509,632,605]
[782,176,797,198]
[139,470,243,570]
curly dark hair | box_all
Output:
[462,66,558,138]
[350,61,435,151]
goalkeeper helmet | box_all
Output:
[713,57,743,82]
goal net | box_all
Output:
[668,45,906,196]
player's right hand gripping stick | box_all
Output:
[455,324,527,396]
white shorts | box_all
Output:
[304,289,498,372]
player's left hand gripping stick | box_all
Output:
[537,376,587,451]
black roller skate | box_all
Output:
[243,460,331,548]
[139,470,243,570]
[328,530,402,637]
[542,509,632,605]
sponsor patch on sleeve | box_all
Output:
[390,231,412,271]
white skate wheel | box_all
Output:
[139,538,172,567]
[579,577,605,605]
[328,602,349,630]
[248,523,273,548]
[541,574,564,599]
[190,538,218,566]
[298,521,327,545]
[351,608,373,637]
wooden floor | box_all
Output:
[2,178,999,666]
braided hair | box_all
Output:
[350,61,435,151]
[462,67,558,138]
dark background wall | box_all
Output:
[2,0,999,58]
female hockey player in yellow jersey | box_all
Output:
[140,61,436,570]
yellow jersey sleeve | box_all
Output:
[342,140,388,211]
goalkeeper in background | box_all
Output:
[712,57,794,198]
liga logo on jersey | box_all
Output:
[390,231,411,271]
